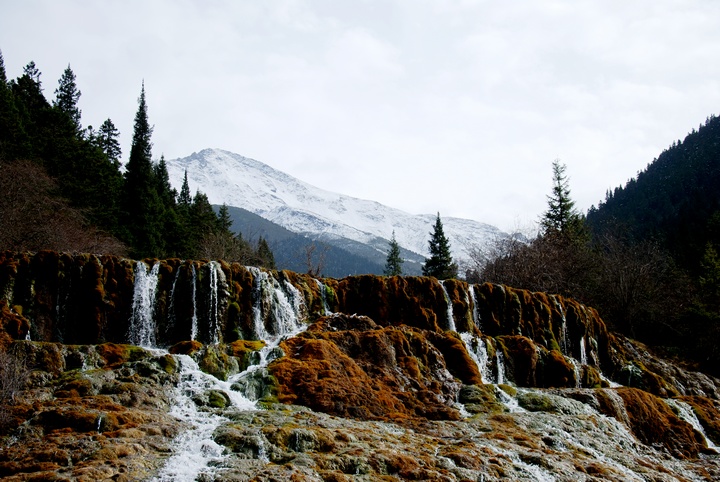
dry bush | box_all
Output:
[0,347,29,429]
[0,159,125,255]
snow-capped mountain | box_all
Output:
[166,148,505,274]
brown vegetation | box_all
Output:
[0,159,125,255]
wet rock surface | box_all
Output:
[1,253,720,480]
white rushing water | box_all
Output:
[315,278,332,316]
[665,398,719,452]
[128,261,160,347]
[460,333,493,384]
[151,267,309,480]
[207,261,221,344]
[190,264,198,341]
[152,355,255,482]
[439,280,456,332]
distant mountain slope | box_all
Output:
[587,114,720,272]
[218,205,395,277]
[168,148,504,275]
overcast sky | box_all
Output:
[2,1,719,231]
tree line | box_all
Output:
[0,50,275,267]
[467,156,720,376]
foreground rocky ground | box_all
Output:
[1,337,720,481]
[2,253,720,480]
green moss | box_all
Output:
[207,389,230,408]
[157,354,178,374]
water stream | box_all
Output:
[439,280,456,332]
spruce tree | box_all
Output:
[122,82,164,257]
[257,237,276,269]
[178,170,192,207]
[96,118,121,167]
[217,204,233,233]
[541,159,583,237]
[422,213,458,279]
[53,65,81,131]
[384,231,404,276]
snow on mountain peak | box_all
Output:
[166,148,505,270]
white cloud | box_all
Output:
[1,0,719,231]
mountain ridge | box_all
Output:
[167,148,505,274]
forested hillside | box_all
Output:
[475,129,720,375]
[587,114,720,276]
[0,50,274,267]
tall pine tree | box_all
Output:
[122,82,164,257]
[422,213,458,279]
[53,64,81,132]
[95,118,121,167]
[541,159,584,238]
[384,231,404,276]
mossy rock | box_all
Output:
[458,384,504,414]
[96,343,151,367]
[169,340,203,355]
[517,390,594,415]
[193,389,231,409]
[198,345,239,381]
[227,340,265,372]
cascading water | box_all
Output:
[314,279,331,316]
[496,349,506,385]
[468,284,481,330]
[190,264,198,341]
[168,267,182,332]
[665,399,719,452]
[207,261,221,344]
[552,296,569,355]
[232,268,308,400]
[152,355,256,481]
[128,262,160,347]
[460,333,492,383]
[580,336,588,366]
[439,280,456,332]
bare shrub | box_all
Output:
[0,347,29,429]
[0,159,125,255]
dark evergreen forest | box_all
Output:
[472,120,720,375]
[0,51,274,267]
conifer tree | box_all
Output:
[384,231,404,276]
[257,236,276,269]
[422,213,458,279]
[0,50,25,160]
[217,204,233,233]
[53,64,81,131]
[178,170,192,207]
[122,82,164,257]
[541,159,584,238]
[96,118,121,167]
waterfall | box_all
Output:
[207,261,220,344]
[568,357,582,388]
[190,264,198,341]
[128,262,160,347]
[496,349,506,385]
[665,399,719,452]
[552,296,569,355]
[579,336,587,366]
[468,284,481,331]
[439,281,456,332]
[315,279,331,316]
[460,333,492,383]
[168,266,182,332]
[152,355,256,481]
[232,268,308,401]
[249,268,305,342]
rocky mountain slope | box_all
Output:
[166,149,505,274]
[1,251,719,480]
